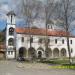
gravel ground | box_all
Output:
[0,60,75,75]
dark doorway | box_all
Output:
[19,47,25,57]
[38,51,42,59]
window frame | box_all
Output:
[62,39,64,44]
[8,38,14,46]
[70,40,72,44]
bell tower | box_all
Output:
[6,11,16,59]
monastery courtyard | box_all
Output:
[0,60,75,75]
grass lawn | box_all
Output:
[41,58,75,65]
[40,58,75,69]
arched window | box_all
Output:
[61,48,66,57]
[8,38,14,46]
[9,27,14,35]
[53,48,59,57]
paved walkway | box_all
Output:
[0,60,75,75]
[17,62,51,69]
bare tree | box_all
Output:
[63,0,71,64]
[17,0,75,62]
[20,0,34,47]
[20,0,43,59]
[56,0,75,64]
[44,0,59,58]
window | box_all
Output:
[30,37,33,43]
[21,37,24,42]
[38,38,43,43]
[8,51,13,55]
[71,48,73,53]
[62,39,64,44]
[55,39,57,44]
[47,39,50,44]
[48,24,52,29]
[11,15,12,24]
[9,27,14,35]
[70,40,72,44]
[8,38,14,46]
[11,51,13,55]
[8,51,10,55]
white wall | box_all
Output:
[16,33,75,57]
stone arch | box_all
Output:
[53,48,59,58]
[61,48,66,57]
[19,47,26,57]
[37,47,44,51]
[37,47,44,59]
[46,48,52,58]
[28,47,36,58]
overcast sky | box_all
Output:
[0,0,24,31]
[0,0,75,35]
[0,0,46,31]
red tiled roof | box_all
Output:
[16,28,71,37]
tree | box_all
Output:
[56,0,75,64]
[0,32,5,42]
[20,0,43,59]
[44,0,58,58]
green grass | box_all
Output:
[41,58,75,65]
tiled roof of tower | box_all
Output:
[16,28,72,37]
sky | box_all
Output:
[0,0,25,31]
[0,0,45,31]
[0,0,75,35]
[0,0,12,31]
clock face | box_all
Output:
[9,28,14,32]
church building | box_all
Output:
[6,11,75,60]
